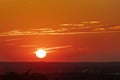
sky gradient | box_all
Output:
[0,0,120,62]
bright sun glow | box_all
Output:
[35,49,46,58]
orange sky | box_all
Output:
[0,0,120,62]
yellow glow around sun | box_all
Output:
[35,49,46,58]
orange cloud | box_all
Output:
[0,23,120,36]
[109,26,120,30]
[20,45,40,48]
[93,28,106,31]
[89,21,101,24]
[44,45,72,51]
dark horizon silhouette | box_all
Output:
[0,62,120,80]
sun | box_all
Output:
[35,49,47,58]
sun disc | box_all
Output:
[35,49,46,58]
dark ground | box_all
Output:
[0,62,120,80]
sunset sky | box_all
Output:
[0,0,120,62]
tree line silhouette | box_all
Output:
[0,71,120,80]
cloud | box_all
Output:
[81,21,101,24]
[60,24,85,27]
[0,29,120,36]
[89,21,101,24]
[0,22,120,37]
[4,39,20,42]
[93,28,106,31]
[20,45,40,47]
[109,26,120,30]
[44,45,72,51]
[81,22,89,24]
[60,24,73,26]
[29,28,52,31]
[0,30,42,36]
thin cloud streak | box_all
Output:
[0,30,120,36]
[4,39,20,42]
[20,45,40,48]
[44,45,72,51]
